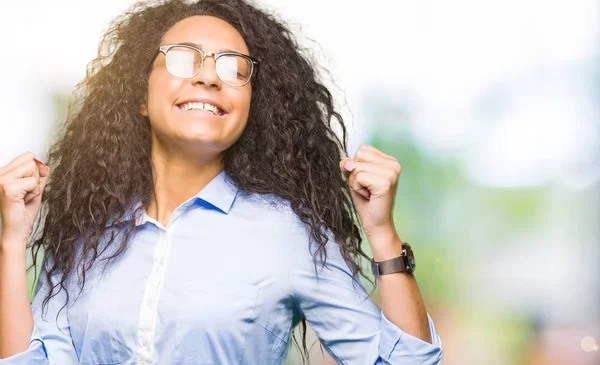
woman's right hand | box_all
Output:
[0,152,50,249]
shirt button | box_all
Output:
[147,297,153,307]
[139,336,147,347]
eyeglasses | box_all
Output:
[156,43,260,87]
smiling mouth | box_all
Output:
[176,101,225,116]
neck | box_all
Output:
[147,138,223,227]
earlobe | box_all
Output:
[140,102,149,117]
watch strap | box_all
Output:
[371,256,409,276]
[371,243,415,276]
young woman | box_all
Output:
[0,0,442,363]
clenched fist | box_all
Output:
[0,152,50,249]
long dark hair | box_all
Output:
[30,0,371,361]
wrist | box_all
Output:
[369,232,403,262]
[0,233,28,256]
[365,222,396,242]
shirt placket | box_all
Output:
[137,207,187,364]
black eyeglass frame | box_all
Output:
[155,43,260,87]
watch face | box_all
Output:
[408,256,416,271]
[404,243,415,272]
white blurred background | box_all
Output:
[0,1,598,364]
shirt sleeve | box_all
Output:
[285,231,443,365]
[0,265,78,364]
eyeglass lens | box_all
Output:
[165,46,252,86]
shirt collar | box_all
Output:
[192,169,239,214]
[106,169,239,227]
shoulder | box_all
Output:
[232,192,315,252]
[233,191,307,233]
[235,191,344,265]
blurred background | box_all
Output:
[0,0,598,364]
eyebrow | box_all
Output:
[177,41,240,54]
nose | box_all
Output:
[192,53,221,89]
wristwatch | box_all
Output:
[371,242,416,276]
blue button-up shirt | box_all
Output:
[2,170,443,364]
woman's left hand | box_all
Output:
[340,144,401,241]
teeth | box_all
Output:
[179,102,222,115]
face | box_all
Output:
[143,16,252,158]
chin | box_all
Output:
[175,123,221,140]
[174,132,229,152]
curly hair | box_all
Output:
[30,0,371,361]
